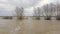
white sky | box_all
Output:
[48,0,60,4]
[0,0,48,11]
[0,0,57,16]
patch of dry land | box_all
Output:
[0,19,60,34]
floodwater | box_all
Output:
[0,19,60,34]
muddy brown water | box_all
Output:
[0,19,60,34]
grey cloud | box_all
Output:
[0,0,41,8]
[7,0,41,8]
[0,0,42,16]
[48,0,60,3]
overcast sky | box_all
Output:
[48,0,60,4]
[0,0,48,11]
[0,0,48,16]
[0,0,59,16]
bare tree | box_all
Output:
[15,7,24,20]
[55,2,60,20]
[33,7,40,20]
[42,3,56,20]
[42,4,51,20]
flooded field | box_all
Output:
[0,18,60,34]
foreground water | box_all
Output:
[0,19,60,34]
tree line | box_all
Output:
[15,2,60,20]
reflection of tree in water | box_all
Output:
[9,20,24,34]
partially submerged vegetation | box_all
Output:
[45,16,51,20]
[33,7,40,20]
[35,16,40,20]
[56,16,60,20]
[3,16,13,19]
[15,7,24,20]
[17,16,23,20]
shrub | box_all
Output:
[17,17,23,20]
[35,16,40,20]
[56,16,60,20]
[45,16,51,20]
[3,17,13,19]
